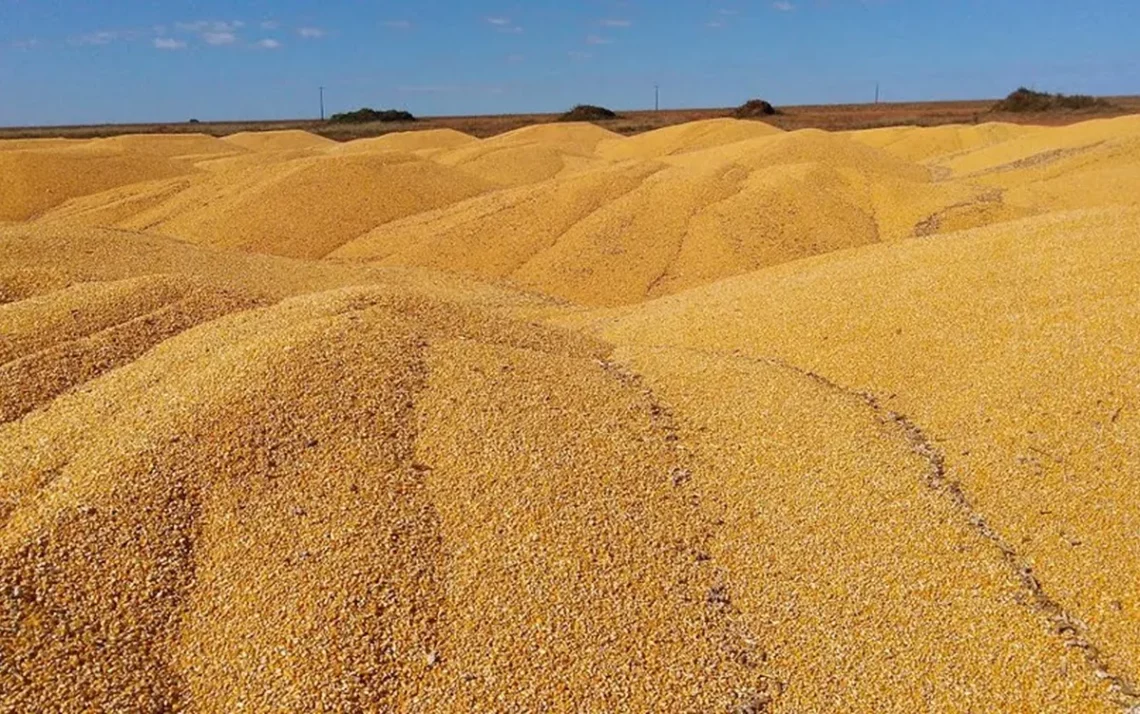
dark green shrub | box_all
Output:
[329,108,416,124]
[558,104,618,122]
[993,87,1113,112]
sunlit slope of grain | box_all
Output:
[587,206,1140,699]
[0,285,767,713]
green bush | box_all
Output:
[328,108,416,124]
[558,104,618,122]
[993,87,1113,113]
[734,99,779,118]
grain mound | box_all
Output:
[222,130,337,152]
[93,133,246,159]
[0,145,193,221]
[333,129,477,155]
[145,153,495,259]
[596,118,783,160]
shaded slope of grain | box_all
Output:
[588,206,1140,704]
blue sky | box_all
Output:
[1,0,1137,126]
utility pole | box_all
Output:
[874,82,880,105]
[319,86,325,120]
[654,84,660,111]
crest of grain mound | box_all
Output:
[221,129,337,152]
[0,144,194,221]
[587,206,1140,707]
[1,286,768,713]
[112,152,495,259]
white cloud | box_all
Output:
[74,31,120,46]
[506,53,524,63]
[706,20,725,28]
[298,26,326,39]
[383,20,412,29]
[154,37,187,50]
[568,50,592,60]
[255,38,281,49]
[177,20,243,33]
[772,1,795,10]
[203,32,237,45]
[10,38,39,50]
[260,20,279,30]
[586,34,612,45]
[600,19,631,27]
[485,17,523,33]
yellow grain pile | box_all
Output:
[40,153,497,259]
[221,129,337,152]
[0,138,88,151]
[337,126,997,306]
[3,116,1140,713]
[92,133,248,161]
[333,128,478,155]
[486,121,623,153]
[849,122,1037,163]
[596,117,783,160]
[579,205,1140,710]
